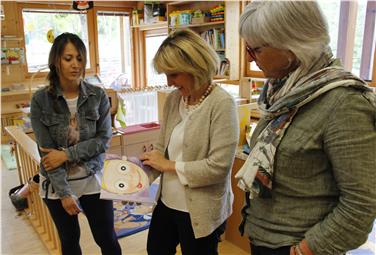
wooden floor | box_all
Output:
[1,160,248,255]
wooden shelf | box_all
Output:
[169,21,224,29]
[2,62,25,66]
[214,75,230,80]
[215,79,240,85]
[132,22,168,31]
[1,87,40,97]
[166,1,240,80]
[2,103,27,114]
[1,36,23,41]
[168,1,197,6]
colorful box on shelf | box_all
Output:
[178,12,191,25]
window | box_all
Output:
[317,1,340,57]
[358,1,375,80]
[96,11,132,88]
[318,0,375,79]
[145,32,167,87]
[22,9,90,72]
[245,0,376,81]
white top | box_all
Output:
[161,98,194,212]
[65,96,78,114]
[39,96,102,199]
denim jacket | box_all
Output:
[30,80,112,198]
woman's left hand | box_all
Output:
[290,240,314,255]
[140,150,175,173]
[40,147,68,171]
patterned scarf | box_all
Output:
[235,49,375,199]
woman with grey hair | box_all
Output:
[140,29,239,255]
[235,1,376,255]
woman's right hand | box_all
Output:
[39,147,68,171]
[61,195,82,215]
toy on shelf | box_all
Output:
[169,10,193,27]
[169,11,180,27]
[191,9,209,24]
[178,10,192,26]
[151,3,166,23]
[1,48,25,64]
[209,5,225,22]
[144,2,165,24]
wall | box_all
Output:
[1,2,25,85]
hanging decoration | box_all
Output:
[47,29,55,44]
[72,1,93,12]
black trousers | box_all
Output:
[44,193,121,255]
[250,243,291,255]
[147,200,226,255]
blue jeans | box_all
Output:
[44,193,121,255]
[147,200,226,255]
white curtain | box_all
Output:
[117,90,158,126]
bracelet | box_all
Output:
[295,244,304,255]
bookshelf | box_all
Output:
[166,1,240,81]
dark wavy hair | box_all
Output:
[47,32,87,95]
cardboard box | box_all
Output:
[151,16,165,23]
[191,16,210,24]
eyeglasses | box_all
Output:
[246,44,263,59]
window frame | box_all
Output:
[92,6,133,87]
[18,2,97,78]
[360,1,376,83]
[132,26,168,89]
[243,0,376,85]
[143,28,168,87]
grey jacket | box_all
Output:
[30,81,112,198]
[241,86,376,254]
[155,86,239,238]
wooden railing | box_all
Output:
[5,126,61,255]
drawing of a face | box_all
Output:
[102,159,149,194]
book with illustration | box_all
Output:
[100,155,159,205]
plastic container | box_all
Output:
[179,13,191,25]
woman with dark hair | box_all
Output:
[30,32,121,255]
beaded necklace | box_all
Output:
[183,83,216,113]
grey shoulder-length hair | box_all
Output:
[239,0,330,70]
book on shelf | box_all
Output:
[200,28,225,51]
[219,58,230,76]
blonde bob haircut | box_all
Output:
[153,29,219,89]
[239,0,330,70]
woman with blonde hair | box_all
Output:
[140,29,239,255]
